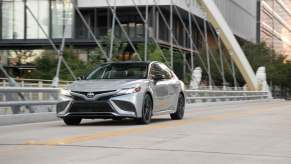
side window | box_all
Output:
[158,63,173,79]
[150,63,163,78]
[149,63,172,80]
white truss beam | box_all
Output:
[198,0,259,91]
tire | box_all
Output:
[170,94,185,120]
[63,117,82,125]
[136,94,153,124]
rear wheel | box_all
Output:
[170,94,185,120]
[136,94,153,124]
[63,117,82,125]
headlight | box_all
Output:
[60,89,71,97]
[116,86,141,96]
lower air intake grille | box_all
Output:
[113,100,136,112]
[69,102,114,113]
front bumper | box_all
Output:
[56,92,142,119]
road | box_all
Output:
[0,100,291,164]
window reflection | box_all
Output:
[26,0,49,39]
[1,1,24,39]
[1,0,73,40]
[52,0,73,38]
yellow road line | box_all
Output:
[0,101,289,156]
[25,103,291,146]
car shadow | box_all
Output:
[77,118,173,126]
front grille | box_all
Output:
[72,96,85,101]
[71,90,116,101]
[72,90,116,96]
[69,101,114,113]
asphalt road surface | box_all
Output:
[0,100,291,164]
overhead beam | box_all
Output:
[198,0,259,91]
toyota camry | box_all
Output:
[57,61,185,125]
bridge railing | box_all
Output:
[0,78,72,88]
[185,90,270,103]
[0,87,60,115]
[0,79,271,115]
[191,86,245,91]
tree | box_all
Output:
[241,42,290,90]
[27,48,90,81]
[195,40,291,96]
[13,50,36,65]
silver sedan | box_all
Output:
[57,61,186,125]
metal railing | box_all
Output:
[0,87,60,115]
[0,87,60,107]
[0,78,72,88]
[185,89,270,103]
[0,82,271,115]
[188,86,245,91]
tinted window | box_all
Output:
[86,63,148,80]
[159,63,173,79]
[150,63,172,80]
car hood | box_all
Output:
[67,79,147,92]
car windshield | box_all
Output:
[86,63,148,80]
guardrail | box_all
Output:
[0,78,72,88]
[0,85,270,115]
[187,86,245,91]
[185,90,270,103]
[0,87,60,115]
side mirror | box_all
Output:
[152,74,165,81]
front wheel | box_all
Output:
[170,94,185,120]
[63,117,82,126]
[136,94,153,124]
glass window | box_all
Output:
[150,63,163,77]
[128,22,135,38]
[1,1,24,39]
[52,0,63,38]
[120,24,128,40]
[159,63,172,79]
[51,0,73,38]
[26,0,49,39]
[1,2,13,39]
[136,23,144,38]
[87,63,148,80]
[150,63,172,80]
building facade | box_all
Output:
[0,0,259,79]
[0,0,258,48]
[260,0,291,61]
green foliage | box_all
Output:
[28,32,130,81]
[102,32,128,60]
[242,42,287,82]
[196,46,237,86]
[196,41,291,93]
[242,42,291,94]
[27,48,92,80]
[136,42,189,83]
[136,42,169,64]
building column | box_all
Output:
[0,1,2,40]
[170,1,174,69]
[256,0,261,43]
[144,0,149,61]
[48,0,52,39]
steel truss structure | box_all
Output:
[0,0,267,92]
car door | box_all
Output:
[158,63,180,111]
[149,63,170,112]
